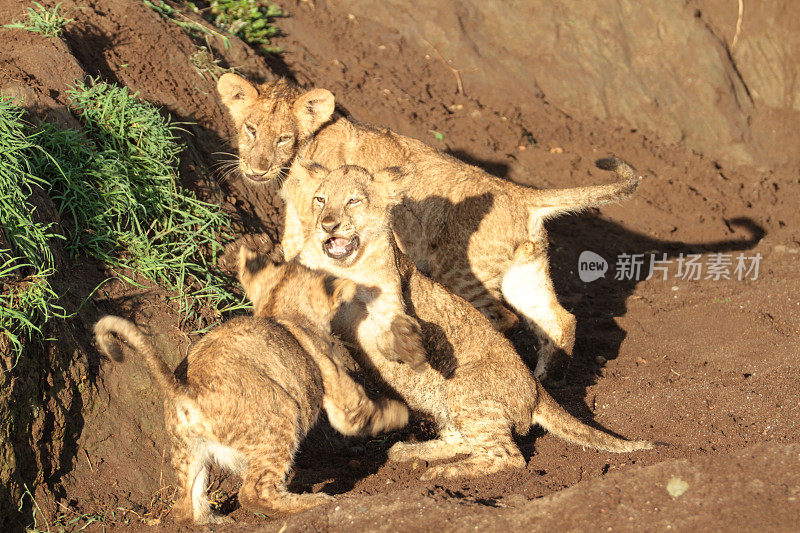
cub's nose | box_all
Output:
[321,216,340,234]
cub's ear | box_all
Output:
[373,164,414,184]
[217,73,258,121]
[293,88,335,137]
[324,276,357,307]
[295,158,330,183]
[373,165,413,206]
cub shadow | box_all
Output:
[392,193,494,282]
[289,420,401,496]
[404,298,458,380]
[533,214,765,432]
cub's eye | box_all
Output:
[277,134,293,145]
[313,196,325,206]
[244,123,256,136]
[347,198,362,206]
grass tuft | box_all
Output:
[30,78,246,329]
[2,80,247,363]
[0,97,65,365]
[4,2,74,37]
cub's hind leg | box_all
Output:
[167,430,228,524]
[237,415,333,516]
[436,260,519,333]
[501,241,576,385]
[388,426,469,463]
[420,403,525,481]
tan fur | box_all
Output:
[237,245,409,438]
[217,73,642,383]
[93,258,407,523]
[296,165,654,481]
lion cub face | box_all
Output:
[303,164,406,267]
[217,73,335,183]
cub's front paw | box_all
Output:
[219,232,282,273]
[388,315,428,372]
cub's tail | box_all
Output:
[524,157,641,237]
[532,381,654,453]
[94,315,183,399]
[318,344,409,437]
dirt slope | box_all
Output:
[1,0,798,531]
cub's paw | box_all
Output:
[388,315,428,372]
[240,490,334,516]
[219,232,282,273]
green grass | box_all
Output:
[193,0,283,52]
[1,78,247,364]
[143,0,231,48]
[0,97,65,365]
[4,2,74,37]
[31,78,246,329]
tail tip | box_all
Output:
[93,316,127,362]
[595,156,642,184]
[595,157,621,171]
[634,439,667,451]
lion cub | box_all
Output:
[217,73,643,383]
[297,164,654,481]
[94,247,407,524]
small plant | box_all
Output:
[143,0,230,48]
[190,46,229,81]
[4,2,74,37]
[196,0,283,52]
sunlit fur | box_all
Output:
[93,251,407,523]
[295,165,654,481]
[217,73,642,384]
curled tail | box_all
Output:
[94,315,182,398]
[532,381,653,453]
[525,156,642,237]
[317,348,409,437]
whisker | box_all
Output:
[215,166,242,185]
[211,163,238,178]
[212,161,240,173]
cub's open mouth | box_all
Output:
[244,171,275,184]
[324,236,359,260]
